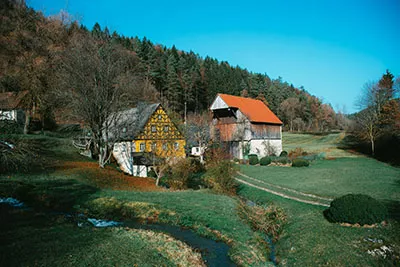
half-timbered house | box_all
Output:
[110,103,185,176]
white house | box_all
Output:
[210,93,283,159]
[0,91,28,123]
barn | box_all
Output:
[210,93,283,159]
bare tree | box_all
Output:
[58,33,141,167]
[355,81,387,155]
[186,112,210,163]
[280,97,300,131]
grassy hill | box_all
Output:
[0,134,271,266]
[282,132,358,158]
[1,132,399,266]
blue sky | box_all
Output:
[28,0,400,113]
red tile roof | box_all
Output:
[218,93,282,124]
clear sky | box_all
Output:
[28,0,400,113]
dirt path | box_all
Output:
[235,173,330,207]
[237,172,333,202]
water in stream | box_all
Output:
[1,197,236,267]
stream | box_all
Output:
[1,197,235,267]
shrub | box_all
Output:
[167,158,196,190]
[291,158,309,167]
[0,138,38,174]
[259,156,272,166]
[289,147,307,159]
[279,151,288,157]
[147,168,157,178]
[274,156,290,165]
[237,201,287,242]
[248,154,259,165]
[205,160,238,195]
[0,120,23,134]
[324,194,388,225]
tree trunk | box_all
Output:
[23,111,30,134]
[371,137,375,156]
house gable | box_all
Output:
[136,105,184,140]
[212,93,283,125]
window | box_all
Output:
[158,114,162,120]
[139,143,145,152]
[151,142,157,151]
[174,142,179,150]
[164,126,169,132]
[162,143,168,151]
[151,125,156,133]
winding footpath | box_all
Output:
[236,172,332,207]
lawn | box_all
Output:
[237,132,400,266]
[282,132,358,158]
[238,185,400,266]
[0,134,271,266]
[240,157,400,201]
[0,205,204,267]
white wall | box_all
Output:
[0,110,17,121]
[112,142,148,177]
[249,139,282,158]
[210,95,228,110]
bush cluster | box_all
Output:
[289,147,307,159]
[166,158,205,190]
[205,160,238,195]
[324,194,388,225]
[291,158,309,167]
[279,151,288,157]
[0,138,38,174]
[0,120,23,134]
[237,201,287,242]
[259,156,271,166]
[248,154,259,165]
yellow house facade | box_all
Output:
[134,105,186,158]
[111,103,186,176]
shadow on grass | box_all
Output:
[0,204,111,267]
[0,179,98,212]
[338,134,400,166]
[383,200,400,222]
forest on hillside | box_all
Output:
[0,0,345,132]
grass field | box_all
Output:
[240,157,400,201]
[238,185,400,266]
[1,132,399,266]
[0,134,271,266]
[1,205,205,267]
[237,132,400,266]
[282,132,358,158]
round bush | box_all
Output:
[260,156,271,166]
[324,194,388,225]
[279,151,288,157]
[274,156,290,165]
[291,158,309,167]
[248,154,259,165]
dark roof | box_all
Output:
[108,103,160,141]
[0,91,29,109]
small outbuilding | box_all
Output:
[210,93,283,159]
[0,91,29,123]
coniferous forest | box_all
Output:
[1,0,347,132]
